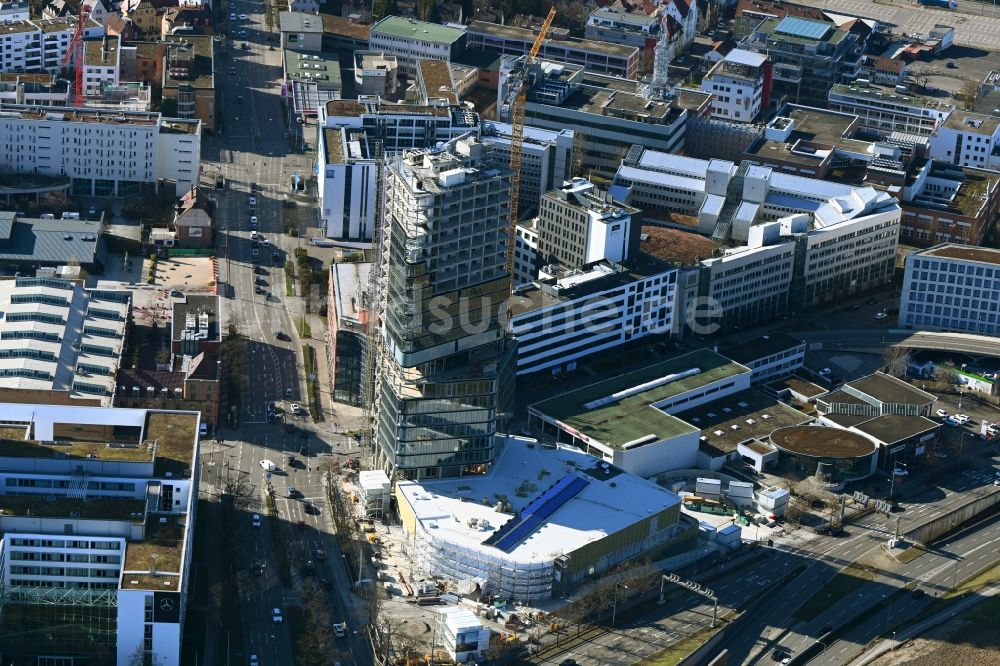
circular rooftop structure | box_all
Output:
[770,426,876,458]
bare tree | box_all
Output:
[571,130,587,177]
[936,361,958,388]
[960,79,980,111]
[221,468,254,511]
[882,346,912,379]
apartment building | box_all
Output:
[161,36,216,131]
[700,48,770,123]
[899,244,1000,336]
[478,120,574,218]
[0,72,70,105]
[278,11,323,51]
[284,49,341,118]
[0,17,103,73]
[0,104,201,196]
[82,35,120,98]
[0,402,200,666]
[661,0,698,49]
[510,256,677,377]
[734,0,826,40]
[536,178,638,270]
[498,56,689,177]
[368,15,466,76]
[927,111,1000,170]
[741,16,862,107]
[372,137,516,480]
[584,6,661,52]
[0,276,129,404]
[0,1,29,21]
[827,82,954,136]
[467,21,640,80]
[612,146,901,332]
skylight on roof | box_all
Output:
[775,16,830,40]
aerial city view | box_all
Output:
[3,0,1000,663]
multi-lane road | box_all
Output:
[196,2,373,665]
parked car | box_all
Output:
[875,311,888,320]
[332,622,347,638]
[291,403,301,415]
[252,514,261,528]
[272,608,283,623]
[249,196,257,206]
[936,409,949,417]
[250,656,258,666]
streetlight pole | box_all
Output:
[611,583,628,625]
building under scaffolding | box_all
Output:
[0,401,200,666]
[85,81,153,111]
[395,437,690,601]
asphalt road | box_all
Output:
[197,2,373,664]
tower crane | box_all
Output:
[503,7,556,300]
[62,5,91,107]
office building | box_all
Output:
[321,98,479,152]
[896,162,1000,246]
[0,105,201,196]
[536,178,637,270]
[898,244,1000,336]
[316,127,379,241]
[0,402,200,666]
[479,120,574,218]
[354,51,398,95]
[0,276,129,404]
[719,333,805,385]
[584,6,661,52]
[0,17,103,74]
[513,219,540,286]
[161,36,216,131]
[612,146,901,332]
[395,437,687,600]
[510,257,677,377]
[467,21,640,80]
[498,57,689,177]
[733,0,826,39]
[327,260,371,406]
[700,48,770,123]
[371,137,516,480]
[741,16,862,107]
[283,49,342,118]
[927,111,1000,170]
[827,81,954,137]
[368,16,466,76]
[277,11,323,51]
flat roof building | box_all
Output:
[0,402,200,666]
[283,49,342,117]
[395,437,686,600]
[899,244,1000,336]
[0,212,108,273]
[827,81,954,137]
[498,56,689,177]
[369,16,466,76]
[327,260,371,407]
[528,349,752,476]
[278,11,323,51]
[700,48,770,123]
[468,19,640,79]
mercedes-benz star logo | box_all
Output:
[159,597,175,612]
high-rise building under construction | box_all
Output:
[371,136,516,480]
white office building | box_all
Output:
[368,16,466,76]
[827,82,954,137]
[0,104,201,196]
[513,219,540,287]
[700,49,768,123]
[320,98,479,153]
[928,112,1000,170]
[316,126,378,240]
[510,260,678,376]
[0,402,200,666]
[612,147,901,331]
[0,17,103,73]
[479,120,574,218]
[0,276,130,404]
[898,244,1000,335]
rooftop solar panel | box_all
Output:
[484,475,590,553]
[774,16,830,40]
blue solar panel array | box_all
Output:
[774,16,830,40]
[484,475,590,553]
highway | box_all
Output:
[196,1,373,664]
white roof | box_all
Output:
[616,165,706,194]
[397,437,680,564]
[725,49,767,68]
[636,150,710,179]
[439,606,482,633]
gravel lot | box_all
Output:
[870,597,1000,666]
